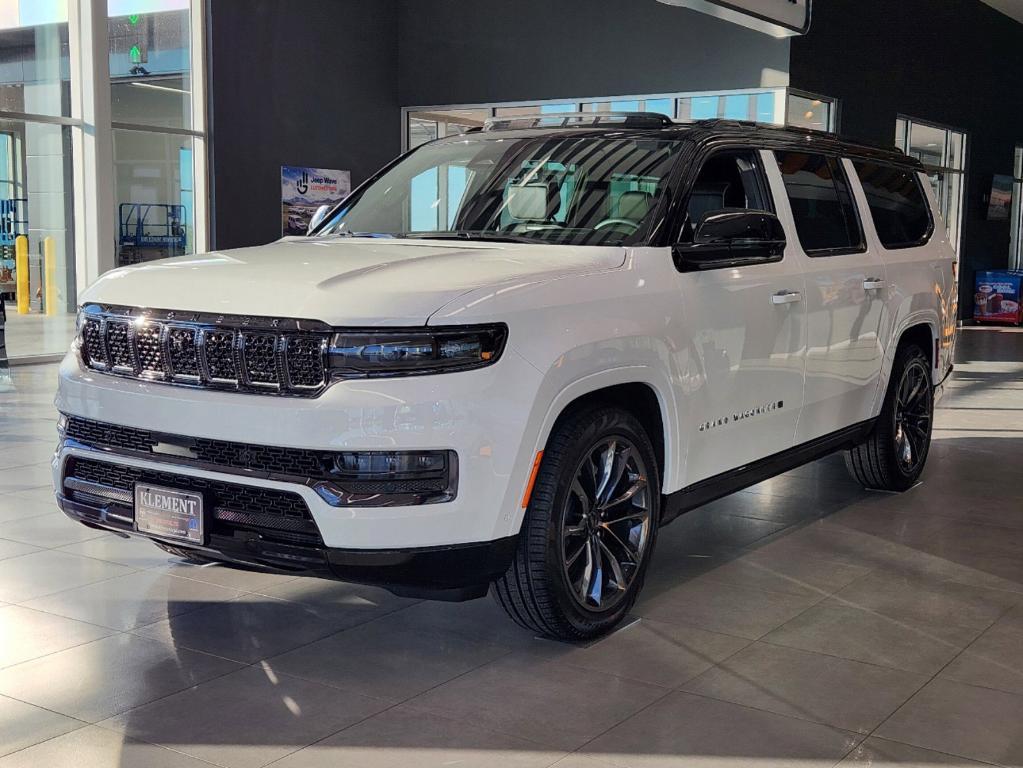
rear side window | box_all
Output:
[775,151,864,255]
[852,162,933,248]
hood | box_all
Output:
[81,237,626,325]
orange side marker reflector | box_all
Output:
[521,450,544,508]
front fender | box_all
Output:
[493,351,681,542]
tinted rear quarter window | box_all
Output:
[775,151,863,254]
[852,162,932,248]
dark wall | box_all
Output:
[396,0,789,107]
[790,0,1023,316]
[208,0,400,250]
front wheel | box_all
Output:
[846,343,933,491]
[492,406,659,641]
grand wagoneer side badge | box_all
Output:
[699,400,784,432]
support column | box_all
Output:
[70,0,117,293]
[190,0,209,254]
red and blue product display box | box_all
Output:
[974,270,1023,325]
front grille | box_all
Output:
[167,326,200,379]
[66,415,332,479]
[79,305,330,396]
[106,320,134,371]
[63,457,322,544]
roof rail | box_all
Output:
[483,111,674,131]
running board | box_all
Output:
[661,418,876,525]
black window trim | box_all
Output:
[851,159,936,251]
[775,149,868,258]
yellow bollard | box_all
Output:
[15,235,28,314]
[44,237,57,316]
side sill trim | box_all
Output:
[661,418,876,525]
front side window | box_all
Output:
[318,135,683,247]
[680,150,773,240]
[776,151,863,254]
[852,161,932,249]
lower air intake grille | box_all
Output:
[63,457,323,544]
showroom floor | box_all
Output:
[1,326,1022,768]
[0,306,76,362]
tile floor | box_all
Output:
[0,326,1021,767]
[0,307,76,362]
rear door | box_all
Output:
[849,160,956,386]
[675,148,806,485]
[767,150,887,443]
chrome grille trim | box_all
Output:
[63,476,134,504]
[79,304,332,397]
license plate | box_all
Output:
[134,483,204,543]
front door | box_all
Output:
[768,151,887,443]
[675,148,806,486]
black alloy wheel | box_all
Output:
[846,343,934,491]
[560,438,652,612]
[492,406,660,641]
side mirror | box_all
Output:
[674,209,786,271]
[307,204,331,234]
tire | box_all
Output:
[492,406,660,641]
[845,342,933,491]
[152,540,213,564]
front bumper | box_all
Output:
[55,464,518,601]
[55,348,545,549]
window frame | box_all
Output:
[1010,145,1023,270]
[774,149,867,258]
[851,159,936,252]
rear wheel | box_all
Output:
[492,406,659,641]
[846,343,933,491]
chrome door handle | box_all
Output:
[863,278,886,291]
[771,291,802,305]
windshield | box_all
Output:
[316,134,683,246]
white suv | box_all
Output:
[54,115,956,640]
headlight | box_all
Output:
[327,324,507,378]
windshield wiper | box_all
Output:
[404,231,539,244]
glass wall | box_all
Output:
[786,93,834,131]
[0,1,77,360]
[109,0,200,268]
[405,88,838,151]
[113,128,192,263]
[407,109,489,150]
[0,0,206,362]
[0,3,71,116]
[897,116,966,254]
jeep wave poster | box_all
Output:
[281,165,352,236]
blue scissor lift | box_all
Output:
[0,198,28,300]
[118,203,188,266]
